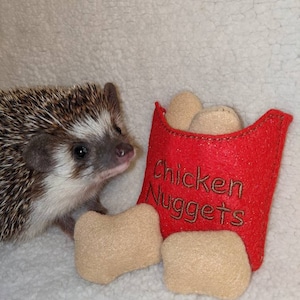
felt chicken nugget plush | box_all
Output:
[189,106,243,134]
[161,231,251,300]
[165,91,202,131]
[74,204,162,285]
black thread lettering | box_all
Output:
[182,172,195,188]
[200,204,214,220]
[171,198,184,220]
[176,164,181,185]
[185,201,199,223]
[196,167,210,192]
[211,178,226,194]
[229,179,243,199]
[231,210,245,226]
[216,202,231,225]
[164,164,174,184]
[154,160,163,179]
[162,193,171,209]
[145,182,160,205]
[152,160,245,200]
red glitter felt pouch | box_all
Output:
[138,102,292,271]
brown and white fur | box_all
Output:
[0,82,135,241]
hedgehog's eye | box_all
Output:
[114,125,122,135]
[73,144,88,160]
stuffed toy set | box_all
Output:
[74,91,292,300]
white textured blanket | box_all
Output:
[0,1,299,300]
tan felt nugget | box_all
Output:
[189,106,243,134]
[74,204,163,284]
[165,91,202,130]
[161,231,251,300]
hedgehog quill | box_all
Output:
[0,83,136,241]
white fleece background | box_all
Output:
[0,1,299,300]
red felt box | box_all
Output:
[138,102,292,271]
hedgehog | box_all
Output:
[0,82,135,241]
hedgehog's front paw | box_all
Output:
[87,196,108,215]
[55,214,76,239]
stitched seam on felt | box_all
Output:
[158,110,285,142]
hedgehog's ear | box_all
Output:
[104,82,120,110]
[23,134,57,173]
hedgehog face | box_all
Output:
[22,83,135,186]
[59,113,135,182]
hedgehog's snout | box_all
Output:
[115,143,134,163]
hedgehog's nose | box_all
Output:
[115,143,134,159]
